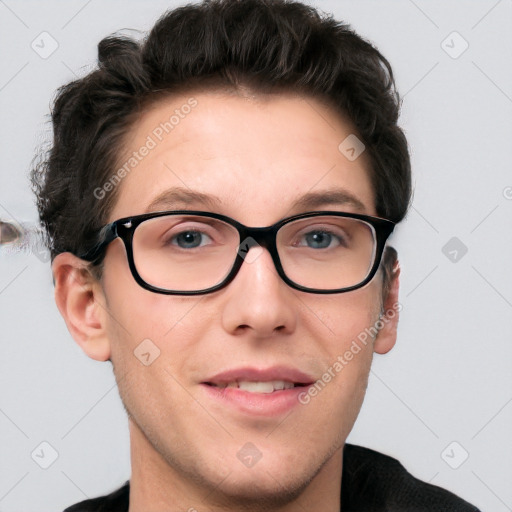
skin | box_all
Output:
[53,90,400,512]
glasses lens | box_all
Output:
[132,215,240,292]
[277,216,376,290]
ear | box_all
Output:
[52,252,111,361]
[373,260,401,355]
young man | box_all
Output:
[32,0,480,510]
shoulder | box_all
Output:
[63,481,129,512]
[342,444,481,512]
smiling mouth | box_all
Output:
[204,380,309,394]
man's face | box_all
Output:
[96,91,393,503]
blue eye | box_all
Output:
[305,231,334,249]
[173,231,211,248]
[301,230,345,249]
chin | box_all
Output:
[205,467,314,510]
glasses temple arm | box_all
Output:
[79,223,118,262]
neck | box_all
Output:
[127,419,343,512]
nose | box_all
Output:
[221,246,297,338]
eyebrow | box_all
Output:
[289,189,367,213]
[144,187,367,214]
[145,188,222,213]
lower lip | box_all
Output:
[200,383,311,416]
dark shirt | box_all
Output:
[64,444,480,511]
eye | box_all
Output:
[303,230,338,249]
[171,230,212,249]
[296,228,348,249]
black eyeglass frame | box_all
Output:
[80,210,395,295]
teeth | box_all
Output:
[239,381,274,394]
[212,380,296,393]
[272,380,285,391]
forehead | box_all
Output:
[110,90,376,223]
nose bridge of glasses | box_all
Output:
[237,225,278,257]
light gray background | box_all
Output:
[1,1,511,511]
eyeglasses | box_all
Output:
[80,210,395,295]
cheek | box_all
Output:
[101,240,224,391]
[102,238,207,344]
[294,284,381,424]
[105,293,210,372]
[102,291,210,442]
[304,281,382,349]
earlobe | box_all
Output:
[52,252,111,361]
[373,261,401,355]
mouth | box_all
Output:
[204,380,309,394]
[201,366,315,416]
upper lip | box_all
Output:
[203,366,316,386]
